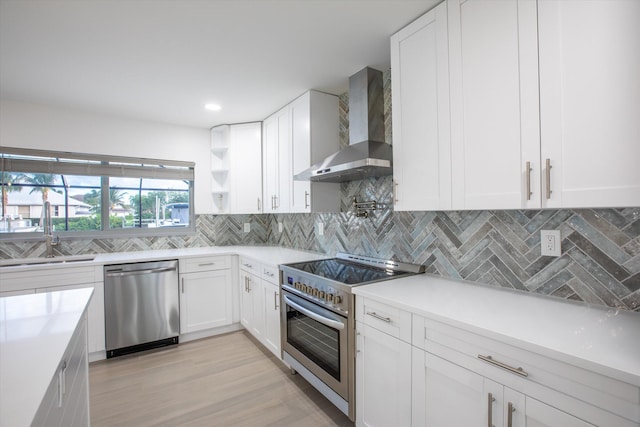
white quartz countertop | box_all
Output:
[0,288,94,427]
[353,274,640,387]
[0,245,328,272]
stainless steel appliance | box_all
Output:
[280,253,424,421]
[104,260,180,358]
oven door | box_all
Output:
[281,290,349,400]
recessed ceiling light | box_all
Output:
[204,103,221,111]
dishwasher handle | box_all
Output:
[105,266,177,277]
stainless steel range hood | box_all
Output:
[294,67,391,183]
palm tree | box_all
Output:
[20,173,57,228]
[109,189,127,214]
[1,172,23,218]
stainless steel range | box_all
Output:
[280,253,424,421]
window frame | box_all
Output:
[0,146,195,240]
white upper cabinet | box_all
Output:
[211,122,262,214]
[263,106,291,213]
[448,0,540,210]
[290,91,340,213]
[538,0,640,208]
[391,1,451,211]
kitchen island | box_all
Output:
[0,288,93,427]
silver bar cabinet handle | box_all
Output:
[257,197,261,211]
[488,392,495,427]
[507,402,515,427]
[304,190,310,209]
[366,311,391,323]
[545,158,552,199]
[274,291,279,310]
[478,354,529,377]
[525,161,532,200]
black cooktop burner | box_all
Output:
[284,258,414,286]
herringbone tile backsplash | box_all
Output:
[1,68,638,311]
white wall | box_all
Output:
[0,100,213,214]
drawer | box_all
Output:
[179,256,230,273]
[239,257,260,275]
[356,297,412,343]
[0,265,100,293]
[261,264,279,284]
[413,315,640,424]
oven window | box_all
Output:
[286,308,341,381]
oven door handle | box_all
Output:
[283,294,345,331]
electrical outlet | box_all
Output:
[317,222,324,236]
[540,230,561,257]
[243,223,251,233]
[278,222,283,233]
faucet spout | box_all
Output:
[43,201,60,258]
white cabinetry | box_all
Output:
[411,315,635,427]
[290,91,340,213]
[448,0,540,210]
[239,257,283,359]
[538,0,640,208]
[1,264,105,358]
[355,297,412,427]
[179,255,233,334]
[31,312,89,427]
[391,1,451,211]
[261,265,281,357]
[393,0,639,211]
[211,123,262,214]
[263,107,291,213]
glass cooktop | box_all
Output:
[283,257,415,286]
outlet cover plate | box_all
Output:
[541,230,561,257]
[317,222,324,236]
[243,223,251,233]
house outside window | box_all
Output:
[0,147,195,238]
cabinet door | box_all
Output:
[262,280,281,358]
[263,107,291,213]
[391,1,451,211]
[538,0,640,208]
[239,270,254,330]
[449,0,540,209]
[37,282,105,354]
[524,396,595,427]
[412,348,485,427]
[356,323,411,427]
[239,269,263,340]
[179,269,232,334]
[290,91,340,213]
[229,122,263,214]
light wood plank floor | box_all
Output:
[89,331,354,427]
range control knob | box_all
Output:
[333,295,342,304]
[318,290,325,299]
[326,293,334,303]
[294,282,301,290]
[312,288,319,297]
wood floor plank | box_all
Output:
[89,331,354,426]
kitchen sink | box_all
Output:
[0,255,97,268]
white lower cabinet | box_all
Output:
[262,279,280,357]
[239,257,283,359]
[32,313,89,427]
[179,256,234,334]
[412,349,594,427]
[355,322,411,427]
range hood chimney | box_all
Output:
[294,67,392,183]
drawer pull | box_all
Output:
[366,311,391,323]
[478,354,528,377]
[264,270,274,277]
[198,262,215,267]
[243,263,253,269]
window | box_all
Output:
[0,147,194,238]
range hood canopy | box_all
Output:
[294,67,392,183]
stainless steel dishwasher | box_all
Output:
[104,260,179,358]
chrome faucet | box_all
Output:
[43,201,60,258]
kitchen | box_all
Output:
[1,0,639,426]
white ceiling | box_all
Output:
[0,0,438,129]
